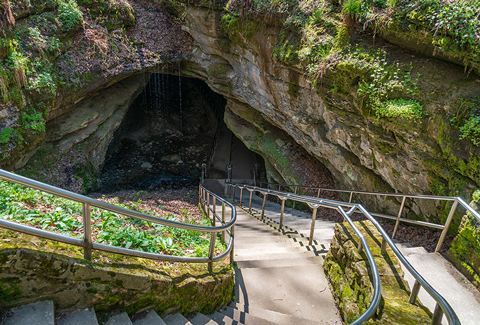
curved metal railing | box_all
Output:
[228,183,461,325]
[259,181,480,253]
[0,169,236,271]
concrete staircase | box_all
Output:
[1,300,264,325]
[229,186,480,325]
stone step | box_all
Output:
[228,303,322,325]
[3,300,55,325]
[105,312,134,325]
[236,256,324,269]
[231,235,287,244]
[188,313,218,325]
[208,311,237,325]
[233,249,316,261]
[233,264,338,321]
[234,243,306,254]
[217,306,276,325]
[132,309,166,325]
[56,307,98,325]
[163,313,192,325]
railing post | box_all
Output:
[381,237,388,255]
[435,200,459,252]
[280,199,286,230]
[308,207,318,246]
[212,196,216,226]
[83,203,92,261]
[208,232,216,273]
[248,190,253,213]
[222,202,226,243]
[293,187,298,210]
[261,193,267,219]
[431,303,444,325]
[199,185,201,206]
[392,196,407,239]
[230,225,235,264]
[207,192,210,220]
[408,280,421,304]
[317,188,321,198]
[202,187,206,211]
[239,188,243,206]
[349,192,353,203]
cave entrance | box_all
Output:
[99,73,264,191]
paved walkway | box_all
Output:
[397,244,480,325]
[223,184,480,325]
[227,205,341,324]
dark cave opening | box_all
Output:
[99,73,264,191]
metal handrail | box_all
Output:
[0,169,236,271]
[230,183,460,325]
[259,181,480,253]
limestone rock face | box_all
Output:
[20,74,149,192]
[181,6,480,221]
[0,230,233,314]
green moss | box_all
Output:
[287,82,299,98]
[0,278,22,302]
[325,220,432,324]
[207,63,232,77]
[220,14,262,45]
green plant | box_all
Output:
[58,0,83,31]
[355,50,422,120]
[0,127,12,144]
[0,181,225,257]
[451,97,480,146]
[21,110,46,134]
[375,99,422,120]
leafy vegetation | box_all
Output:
[0,181,224,257]
[451,97,480,146]
[58,0,84,31]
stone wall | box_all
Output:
[324,220,432,324]
[447,199,480,290]
[0,230,234,315]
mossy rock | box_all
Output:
[0,229,234,314]
[324,220,432,324]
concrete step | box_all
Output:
[218,306,275,325]
[208,311,237,325]
[163,313,192,325]
[236,256,324,269]
[233,249,316,261]
[228,303,322,325]
[188,313,218,325]
[56,307,98,325]
[397,243,480,325]
[105,312,134,325]
[132,309,166,325]
[3,300,55,325]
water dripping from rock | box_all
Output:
[99,72,226,192]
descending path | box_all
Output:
[224,183,480,325]
[397,244,480,325]
[224,206,341,324]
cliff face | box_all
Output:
[180,5,480,222]
[0,0,192,172]
[1,1,480,223]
